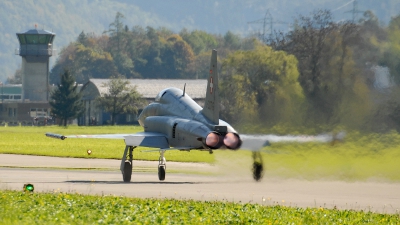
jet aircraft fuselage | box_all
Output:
[138,87,241,150]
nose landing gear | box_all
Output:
[158,150,166,181]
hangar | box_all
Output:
[79,79,207,125]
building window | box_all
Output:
[25,35,39,44]
[30,108,49,117]
[8,108,15,117]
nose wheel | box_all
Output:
[158,150,166,181]
[252,151,264,181]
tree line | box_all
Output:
[42,11,400,131]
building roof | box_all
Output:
[1,84,22,95]
[17,29,55,35]
[84,79,207,99]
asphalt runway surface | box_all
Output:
[1,154,399,214]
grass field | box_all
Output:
[1,126,400,181]
[1,126,400,223]
[0,125,214,163]
[1,190,399,224]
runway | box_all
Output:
[1,154,399,214]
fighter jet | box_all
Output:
[46,49,343,182]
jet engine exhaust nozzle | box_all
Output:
[205,132,220,149]
[223,132,242,150]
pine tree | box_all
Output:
[50,69,84,126]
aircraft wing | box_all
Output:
[45,132,169,149]
[240,132,345,151]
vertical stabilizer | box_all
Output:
[201,49,219,124]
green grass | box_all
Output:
[0,125,214,163]
[215,130,400,182]
[1,126,400,181]
[0,190,398,224]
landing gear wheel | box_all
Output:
[158,166,166,181]
[252,162,264,181]
[123,161,132,182]
[252,151,264,181]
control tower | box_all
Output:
[16,27,55,102]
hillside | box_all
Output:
[0,0,398,82]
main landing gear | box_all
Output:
[120,146,167,182]
[121,146,135,182]
[252,151,264,181]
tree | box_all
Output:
[220,45,304,126]
[7,68,22,84]
[96,75,145,125]
[381,15,400,83]
[267,10,372,126]
[50,69,84,126]
[162,34,195,78]
[180,29,217,55]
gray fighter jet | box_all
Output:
[46,50,342,182]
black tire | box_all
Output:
[252,162,263,181]
[123,161,132,182]
[158,166,166,181]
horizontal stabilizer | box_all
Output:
[240,132,345,144]
[240,139,271,151]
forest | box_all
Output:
[18,9,395,133]
[1,0,398,82]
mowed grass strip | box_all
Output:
[214,130,400,181]
[0,190,398,224]
[0,126,214,163]
[2,126,400,181]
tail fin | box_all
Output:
[201,49,219,124]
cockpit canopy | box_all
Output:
[154,88,168,102]
[154,87,193,103]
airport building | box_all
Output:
[79,79,207,125]
[0,27,55,125]
[0,27,207,126]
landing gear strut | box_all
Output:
[158,150,166,181]
[121,146,135,182]
[252,151,264,181]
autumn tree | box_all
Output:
[381,15,400,83]
[96,75,145,125]
[50,36,118,84]
[50,69,84,126]
[267,10,372,127]
[219,45,304,126]
[162,34,195,78]
[180,29,217,55]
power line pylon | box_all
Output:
[345,0,364,23]
[247,10,287,41]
